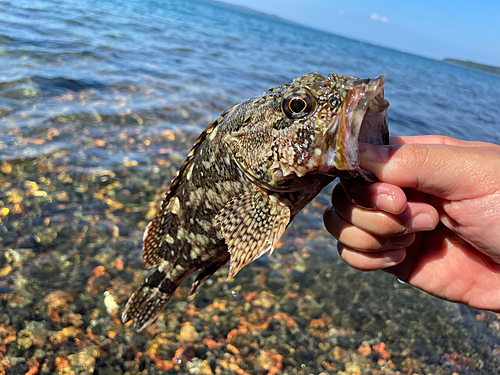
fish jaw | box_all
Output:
[319,75,389,180]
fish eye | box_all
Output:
[282,92,315,119]
[289,98,307,113]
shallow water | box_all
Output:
[1,0,500,374]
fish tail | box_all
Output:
[122,269,178,332]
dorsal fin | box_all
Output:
[141,108,234,268]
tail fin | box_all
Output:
[122,270,178,332]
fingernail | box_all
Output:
[383,249,405,266]
[410,213,436,231]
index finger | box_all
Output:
[339,180,408,215]
[360,142,500,200]
[390,135,500,148]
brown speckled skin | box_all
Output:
[122,72,389,331]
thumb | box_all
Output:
[359,143,500,200]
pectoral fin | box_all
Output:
[215,188,290,279]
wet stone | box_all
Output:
[8,362,29,375]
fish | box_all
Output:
[122,72,389,331]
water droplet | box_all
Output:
[397,279,406,284]
[174,358,182,364]
[231,290,239,297]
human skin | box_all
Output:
[323,135,500,312]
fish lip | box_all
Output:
[321,75,389,179]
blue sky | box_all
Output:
[221,0,500,67]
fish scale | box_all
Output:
[122,72,389,331]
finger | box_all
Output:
[338,179,407,215]
[390,135,500,148]
[331,185,439,236]
[359,143,500,200]
[337,242,406,271]
[323,207,416,251]
[382,232,427,281]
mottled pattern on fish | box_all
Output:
[122,72,389,331]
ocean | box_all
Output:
[1,0,500,373]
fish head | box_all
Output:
[224,72,389,190]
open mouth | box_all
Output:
[332,76,389,179]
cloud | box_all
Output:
[370,13,389,23]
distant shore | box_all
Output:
[442,58,500,77]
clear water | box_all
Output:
[1,0,500,373]
[1,0,499,165]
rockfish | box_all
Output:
[122,72,389,331]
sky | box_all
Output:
[221,0,500,67]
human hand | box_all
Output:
[323,135,500,311]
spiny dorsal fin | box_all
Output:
[141,108,234,268]
[164,105,235,201]
[215,188,290,279]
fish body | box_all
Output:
[122,72,389,331]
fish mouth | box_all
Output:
[322,76,389,180]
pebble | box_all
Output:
[0,55,497,375]
[103,291,119,315]
[178,322,199,342]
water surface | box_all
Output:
[1,0,500,374]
